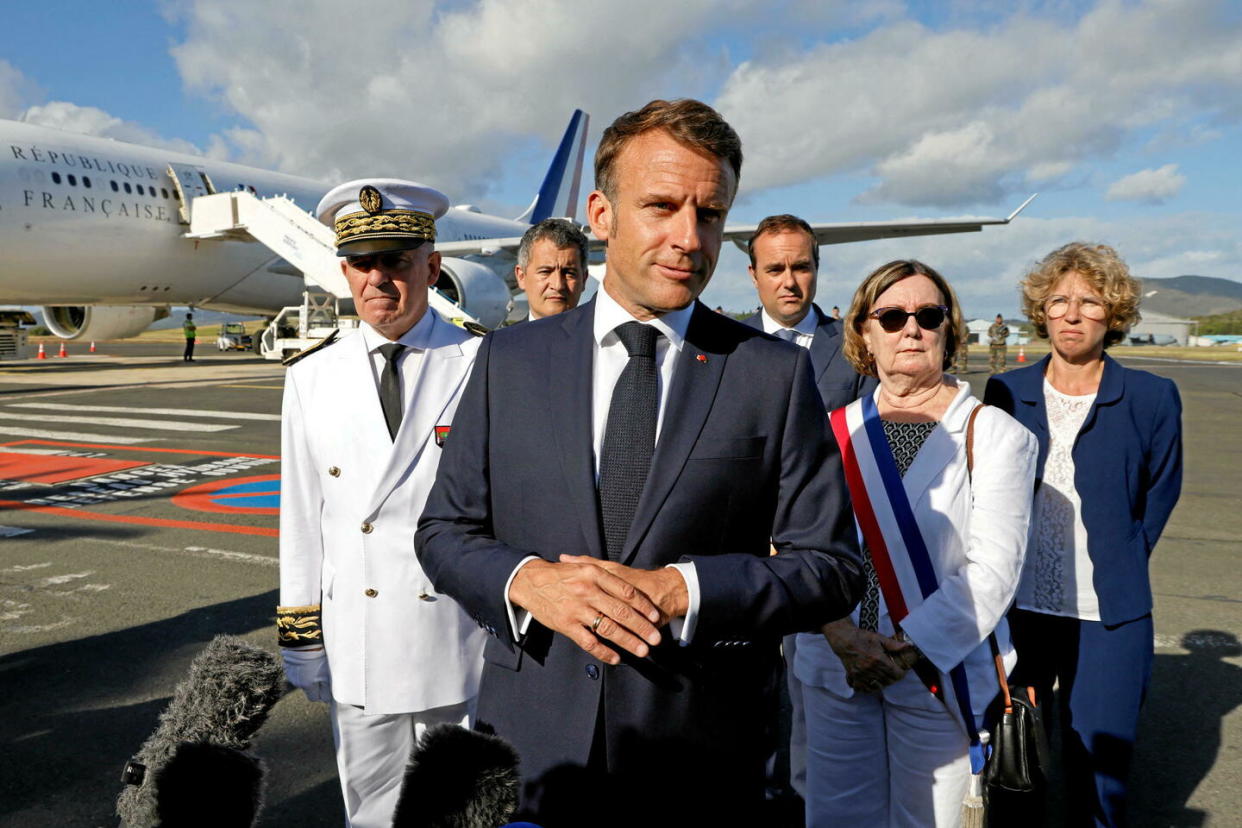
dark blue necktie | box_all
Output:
[598,322,659,561]
[776,328,798,343]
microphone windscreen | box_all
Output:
[392,724,521,828]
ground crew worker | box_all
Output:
[989,313,1010,374]
[182,313,196,362]
[954,322,970,375]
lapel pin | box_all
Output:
[696,354,708,363]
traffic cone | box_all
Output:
[1017,345,1026,363]
[36,343,46,359]
[57,342,67,358]
[89,341,96,353]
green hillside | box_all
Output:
[1194,309,1242,335]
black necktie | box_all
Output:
[598,322,659,561]
[378,342,406,441]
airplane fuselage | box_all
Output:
[0,119,528,315]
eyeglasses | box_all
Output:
[1044,295,1108,320]
[869,305,949,333]
[345,251,414,271]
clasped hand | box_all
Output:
[821,619,919,694]
[507,555,690,665]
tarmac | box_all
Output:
[0,343,1237,826]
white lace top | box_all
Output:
[1015,378,1100,619]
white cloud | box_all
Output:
[0,59,36,119]
[167,0,741,200]
[715,0,1242,206]
[1105,164,1186,204]
[21,101,202,155]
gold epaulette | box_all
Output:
[462,321,489,337]
[282,329,340,366]
[276,603,323,647]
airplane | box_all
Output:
[0,109,1033,341]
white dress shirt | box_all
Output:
[504,286,701,645]
[358,311,436,414]
[760,306,817,349]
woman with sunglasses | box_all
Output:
[985,243,1182,826]
[797,260,1036,826]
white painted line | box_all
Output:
[88,537,278,568]
[0,426,150,444]
[52,583,111,595]
[0,411,236,433]
[0,562,52,573]
[6,616,78,634]
[0,525,34,538]
[1117,355,1242,367]
[36,571,94,587]
[8,402,282,422]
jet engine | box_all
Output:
[434,257,513,330]
[42,305,171,341]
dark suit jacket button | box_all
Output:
[585,664,600,680]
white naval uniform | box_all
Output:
[280,310,486,827]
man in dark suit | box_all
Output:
[743,214,876,805]
[416,99,862,825]
[511,218,589,323]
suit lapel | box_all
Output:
[900,383,971,509]
[366,315,468,514]
[549,302,606,560]
[622,304,726,564]
[337,332,394,485]
[807,306,841,383]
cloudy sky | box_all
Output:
[3,0,1240,315]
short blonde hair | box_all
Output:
[1021,242,1141,347]
[843,260,964,377]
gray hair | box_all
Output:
[516,218,589,272]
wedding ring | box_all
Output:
[591,614,604,632]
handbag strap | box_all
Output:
[969,403,1014,714]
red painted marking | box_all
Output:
[173,474,279,516]
[0,499,278,537]
[0,439,279,460]
[0,452,150,484]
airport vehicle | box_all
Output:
[0,112,1032,345]
[216,322,253,352]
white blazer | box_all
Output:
[279,311,486,714]
[795,378,1037,721]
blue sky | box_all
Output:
[3,0,1240,316]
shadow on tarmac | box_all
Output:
[0,588,340,826]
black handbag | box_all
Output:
[984,635,1051,794]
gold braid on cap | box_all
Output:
[276,604,323,648]
[334,209,436,243]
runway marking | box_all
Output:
[0,525,34,538]
[0,562,52,573]
[0,452,150,485]
[1,598,32,621]
[88,536,278,568]
[8,402,281,421]
[0,498,279,537]
[1155,632,1241,651]
[0,439,279,459]
[6,616,78,634]
[35,571,94,587]
[0,426,150,444]
[219,384,286,390]
[172,475,280,515]
[52,583,111,596]
[0,411,237,432]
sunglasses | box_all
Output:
[869,305,949,333]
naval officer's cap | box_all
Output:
[316,178,451,257]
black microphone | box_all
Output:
[392,724,521,828]
[116,635,284,827]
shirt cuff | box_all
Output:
[504,556,540,640]
[665,562,699,646]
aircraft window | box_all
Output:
[161,188,169,199]
[136,184,145,195]
[83,176,92,188]
[68,174,77,186]
[111,180,119,192]
[51,172,61,184]
[124,182,132,194]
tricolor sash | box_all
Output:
[830,394,988,773]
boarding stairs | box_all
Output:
[182,191,479,326]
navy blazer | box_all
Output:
[417,298,863,806]
[743,303,877,411]
[984,354,1182,625]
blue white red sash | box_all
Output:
[830,394,988,773]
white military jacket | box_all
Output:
[279,311,485,714]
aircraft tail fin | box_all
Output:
[515,109,589,224]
